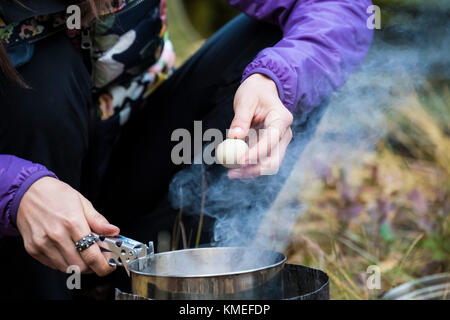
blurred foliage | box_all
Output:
[374,0,450,11]
[182,0,238,38]
[286,81,450,299]
[167,0,238,66]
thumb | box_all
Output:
[80,196,120,236]
[229,95,257,139]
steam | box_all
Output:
[168,8,449,256]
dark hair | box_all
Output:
[0,38,27,86]
[0,0,110,86]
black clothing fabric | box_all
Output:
[0,0,69,23]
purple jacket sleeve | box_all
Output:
[229,0,374,114]
[0,155,57,237]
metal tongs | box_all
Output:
[93,234,154,276]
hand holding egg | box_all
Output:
[224,74,294,179]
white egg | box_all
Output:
[216,139,249,169]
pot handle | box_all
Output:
[94,234,154,276]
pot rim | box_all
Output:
[128,246,287,278]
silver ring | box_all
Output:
[75,233,98,252]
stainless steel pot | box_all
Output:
[383,273,450,300]
[129,247,286,299]
[96,234,286,299]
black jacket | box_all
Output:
[0,0,71,23]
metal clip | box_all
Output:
[80,28,92,51]
[94,234,154,276]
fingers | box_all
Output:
[17,177,117,276]
[80,196,119,236]
[43,225,92,273]
[229,127,292,179]
[244,125,281,166]
[25,238,68,272]
[78,243,115,277]
[43,242,70,272]
[70,227,115,277]
[241,110,290,167]
[54,236,92,273]
[20,211,94,274]
[69,197,117,277]
[228,100,293,178]
[229,94,257,139]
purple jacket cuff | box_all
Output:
[10,170,57,226]
[234,0,374,115]
[242,58,294,112]
[0,155,57,237]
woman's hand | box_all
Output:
[16,177,119,276]
[228,73,293,179]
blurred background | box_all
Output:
[166,0,450,299]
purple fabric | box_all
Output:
[231,0,374,114]
[0,155,57,237]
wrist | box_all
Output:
[243,70,285,104]
[15,174,57,227]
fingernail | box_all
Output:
[229,127,243,136]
